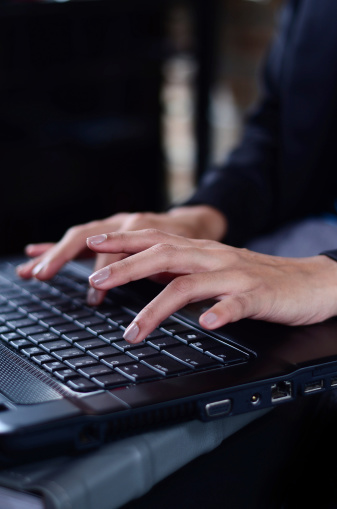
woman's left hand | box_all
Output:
[86,229,337,343]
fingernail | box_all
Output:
[87,234,107,246]
[87,287,104,306]
[89,266,110,285]
[202,312,218,326]
[32,261,48,276]
[123,322,140,343]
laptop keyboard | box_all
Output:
[0,263,250,393]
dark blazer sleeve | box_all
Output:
[185,1,297,246]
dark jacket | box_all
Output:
[187,0,337,246]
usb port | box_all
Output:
[304,380,324,394]
[271,381,293,402]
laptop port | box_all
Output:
[331,377,337,388]
[304,380,324,394]
[271,381,293,403]
[250,393,261,405]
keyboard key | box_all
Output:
[39,315,69,327]
[206,345,248,364]
[175,331,207,344]
[18,302,43,313]
[88,346,120,360]
[146,336,181,350]
[91,372,129,388]
[99,331,125,343]
[95,304,124,319]
[8,318,35,329]
[62,330,93,343]
[21,346,45,357]
[53,347,84,361]
[63,308,93,320]
[107,313,132,328]
[43,360,68,372]
[10,338,32,349]
[65,356,98,369]
[101,354,134,368]
[189,338,223,353]
[112,339,141,352]
[18,325,47,337]
[75,338,108,351]
[127,346,158,360]
[28,332,60,344]
[86,323,119,335]
[40,340,71,352]
[74,316,104,327]
[50,323,80,335]
[163,345,220,369]
[142,355,192,376]
[67,378,98,392]
[0,325,11,334]
[1,332,23,342]
[115,364,159,382]
[54,368,78,381]
[78,364,113,378]
[32,353,55,365]
[159,323,189,336]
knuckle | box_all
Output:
[151,243,177,258]
[144,228,162,239]
[64,224,85,238]
[169,276,195,296]
[137,304,157,327]
[127,212,148,229]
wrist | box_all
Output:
[310,255,337,319]
[168,205,228,241]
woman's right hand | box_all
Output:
[16,205,227,305]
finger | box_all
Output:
[25,243,55,257]
[87,229,195,254]
[16,256,45,279]
[87,252,126,306]
[199,294,257,329]
[122,271,233,344]
[88,243,215,290]
[27,224,106,280]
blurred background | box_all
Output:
[0,0,282,255]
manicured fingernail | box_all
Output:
[89,266,111,285]
[32,261,48,276]
[87,287,104,306]
[87,234,107,246]
[202,312,218,326]
[123,322,140,343]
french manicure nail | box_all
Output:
[202,312,218,326]
[32,261,48,276]
[88,234,107,246]
[87,287,103,306]
[123,322,140,343]
[89,266,111,285]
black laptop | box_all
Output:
[0,255,336,464]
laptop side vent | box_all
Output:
[106,401,198,437]
[0,345,65,404]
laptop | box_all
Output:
[0,254,336,464]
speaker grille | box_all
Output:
[0,344,65,404]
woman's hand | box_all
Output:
[16,206,227,305]
[85,229,337,343]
